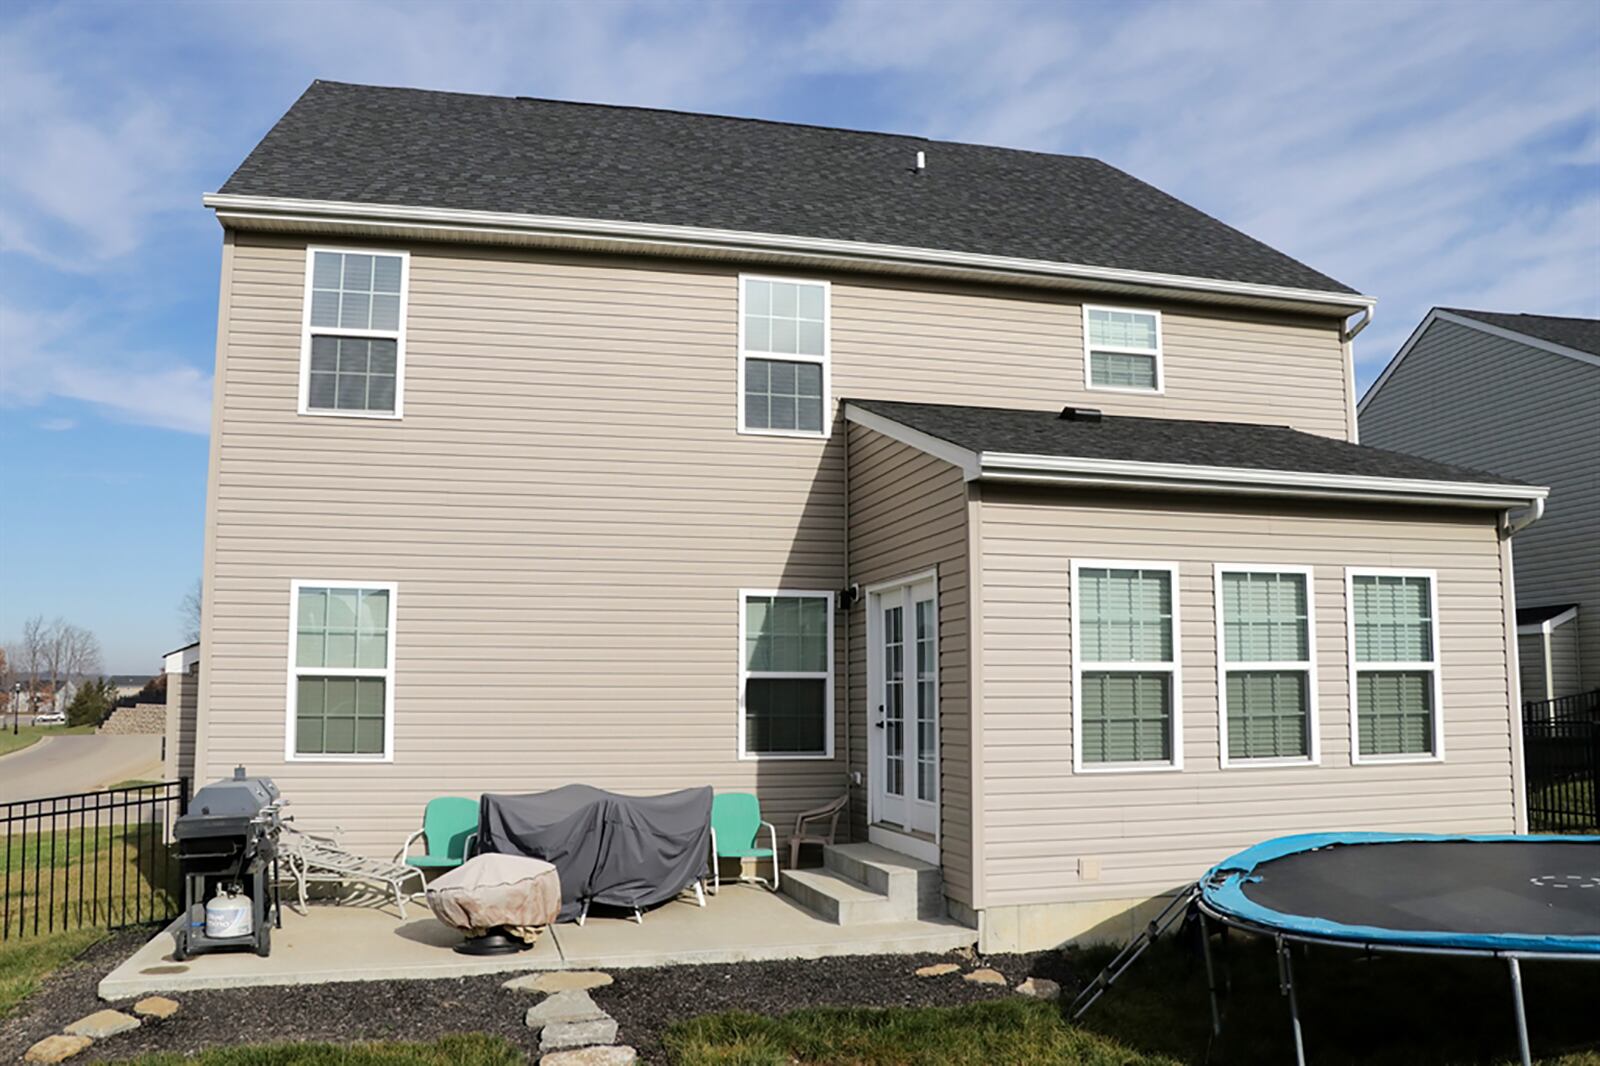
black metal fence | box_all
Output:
[1522,690,1600,833]
[2,779,189,940]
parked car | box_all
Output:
[31,710,67,726]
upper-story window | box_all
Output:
[1083,305,1163,394]
[739,275,830,437]
[300,247,409,418]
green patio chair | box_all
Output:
[395,796,479,871]
[709,792,779,892]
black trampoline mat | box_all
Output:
[1239,841,1600,937]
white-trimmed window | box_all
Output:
[1347,569,1442,762]
[738,275,830,436]
[1216,566,1318,766]
[300,247,409,417]
[1071,561,1182,771]
[288,581,397,761]
[739,590,834,758]
[1083,305,1162,393]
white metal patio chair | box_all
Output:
[788,792,848,869]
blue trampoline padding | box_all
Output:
[1201,832,1600,955]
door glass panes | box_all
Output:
[884,604,904,797]
[915,597,936,803]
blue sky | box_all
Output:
[1,0,1597,671]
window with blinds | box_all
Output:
[740,591,833,757]
[290,582,396,759]
[1084,305,1162,393]
[1217,568,1316,764]
[300,248,408,417]
[1349,571,1441,760]
[1072,563,1180,770]
[740,276,830,436]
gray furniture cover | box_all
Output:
[477,784,712,923]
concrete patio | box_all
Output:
[99,886,976,998]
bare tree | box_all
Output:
[19,615,50,713]
[61,624,103,686]
[179,578,203,644]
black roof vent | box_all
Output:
[1059,406,1103,422]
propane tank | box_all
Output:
[205,886,253,938]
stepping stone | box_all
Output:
[915,963,960,977]
[65,1009,141,1039]
[504,970,613,993]
[526,989,606,1032]
[133,996,180,1019]
[24,1035,92,1064]
[962,968,1007,986]
[540,1047,637,1065]
[541,1015,619,1052]
[1014,977,1061,1001]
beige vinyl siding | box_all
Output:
[201,233,1350,855]
[846,426,972,904]
[164,666,199,786]
[1552,619,1584,699]
[1518,632,1549,702]
[976,487,1513,906]
[1361,319,1600,692]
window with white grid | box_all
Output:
[300,248,408,417]
[1084,305,1162,393]
[739,276,829,436]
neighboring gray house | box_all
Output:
[187,82,1549,952]
[1361,309,1600,703]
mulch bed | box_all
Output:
[2,928,1085,1063]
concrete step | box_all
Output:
[780,867,900,925]
[824,842,945,920]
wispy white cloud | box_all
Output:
[38,417,76,432]
[0,303,212,435]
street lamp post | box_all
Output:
[11,682,19,735]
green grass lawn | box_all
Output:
[0,723,94,758]
[666,939,1600,1065]
[0,926,104,1017]
[3,823,177,939]
[1529,776,1598,833]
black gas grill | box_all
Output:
[172,767,284,959]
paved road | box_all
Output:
[0,735,163,804]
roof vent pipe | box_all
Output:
[1059,406,1103,422]
[915,150,926,173]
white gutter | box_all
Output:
[202,193,1376,314]
[844,403,1549,509]
[1500,496,1545,537]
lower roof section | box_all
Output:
[845,399,1547,510]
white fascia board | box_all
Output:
[202,193,1375,314]
[165,644,201,675]
[1360,308,1600,415]
[1517,605,1580,635]
[843,404,980,478]
[977,451,1548,507]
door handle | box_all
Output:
[875,704,885,728]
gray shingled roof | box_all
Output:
[1442,309,1600,358]
[848,399,1534,486]
[219,81,1357,295]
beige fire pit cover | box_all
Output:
[426,853,561,940]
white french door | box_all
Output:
[869,576,938,840]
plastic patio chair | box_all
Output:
[709,792,780,892]
[394,796,479,872]
[788,792,848,869]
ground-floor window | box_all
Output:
[288,580,396,760]
[1348,569,1442,762]
[1216,566,1318,766]
[739,590,834,758]
[1071,561,1181,771]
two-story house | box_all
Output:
[1361,309,1599,706]
[188,81,1545,953]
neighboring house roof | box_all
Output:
[213,81,1358,300]
[846,399,1544,507]
[1440,310,1600,359]
[1517,603,1580,629]
[1360,307,1600,415]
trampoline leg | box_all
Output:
[1199,911,1222,1038]
[1276,937,1306,1066]
[1507,957,1532,1066]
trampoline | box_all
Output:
[1073,832,1600,1065]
